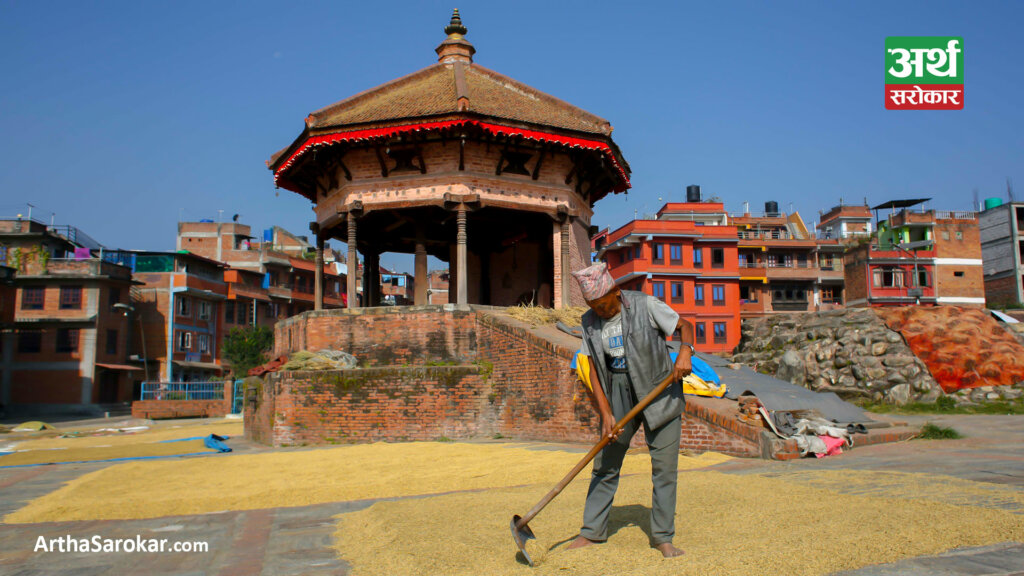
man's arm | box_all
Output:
[585,360,620,440]
[671,317,695,382]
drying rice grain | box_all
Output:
[334,471,1024,576]
[4,443,728,523]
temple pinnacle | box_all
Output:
[445,8,467,37]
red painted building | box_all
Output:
[596,214,741,353]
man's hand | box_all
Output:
[601,410,620,441]
[672,349,693,382]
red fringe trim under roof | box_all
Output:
[273,119,630,195]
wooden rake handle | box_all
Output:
[515,372,678,529]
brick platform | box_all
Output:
[246,306,904,458]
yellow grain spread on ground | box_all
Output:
[335,471,1024,576]
[6,421,243,451]
[0,439,215,466]
[4,443,728,523]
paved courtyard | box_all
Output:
[0,413,1021,575]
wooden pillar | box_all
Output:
[347,213,358,309]
[312,223,324,311]
[560,219,571,309]
[414,241,428,306]
[456,207,468,306]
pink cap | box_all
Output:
[572,262,616,301]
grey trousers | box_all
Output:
[580,370,682,546]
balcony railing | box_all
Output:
[141,381,226,401]
[934,210,977,220]
[738,230,792,240]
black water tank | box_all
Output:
[686,185,701,203]
[765,201,779,216]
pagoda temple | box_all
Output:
[267,10,630,309]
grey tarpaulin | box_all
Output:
[697,351,870,424]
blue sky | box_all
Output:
[1,1,1021,273]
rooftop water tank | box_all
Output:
[984,197,1003,210]
[686,185,701,203]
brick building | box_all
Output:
[596,208,741,353]
[123,251,229,382]
[845,199,984,307]
[427,270,450,305]
[979,200,1024,306]
[267,11,630,310]
[730,202,846,317]
[0,220,141,410]
[816,203,873,241]
[177,219,346,319]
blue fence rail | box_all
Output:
[141,381,227,401]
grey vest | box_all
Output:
[582,290,685,430]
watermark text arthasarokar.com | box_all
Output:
[35,534,209,553]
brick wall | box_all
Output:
[249,307,765,457]
[985,274,1021,306]
[131,381,232,419]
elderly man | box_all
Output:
[568,262,694,558]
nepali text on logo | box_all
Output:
[885,37,963,110]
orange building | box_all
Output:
[596,212,741,353]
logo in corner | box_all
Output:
[885,37,963,110]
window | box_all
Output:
[941,231,950,241]
[670,244,683,265]
[21,287,44,310]
[712,285,726,306]
[59,286,82,309]
[652,244,664,264]
[244,301,254,325]
[106,329,118,355]
[694,322,706,344]
[713,322,728,344]
[694,285,705,305]
[634,246,642,260]
[671,282,684,303]
[711,248,725,269]
[820,254,835,271]
[652,281,666,301]
[108,287,121,310]
[198,300,212,320]
[177,296,191,317]
[873,268,904,288]
[740,285,758,303]
[797,253,808,268]
[198,334,210,354]
[225,301,236,324]
[956,231,963,240]
[18,331,42,353]
[911,269,931,287]
[954,271,965,278]
[821,286,842,304]
[56,328,79,353]
[176,331,192,352]
[768,253,791,268]
[693,248,703,268]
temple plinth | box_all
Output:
[267,10,630,308]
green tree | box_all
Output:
[222,326,275,377]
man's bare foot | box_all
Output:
[567,535,600,549]
[654,542,685,558]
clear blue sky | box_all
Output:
[2,1,1021,273]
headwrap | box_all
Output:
[571,262,616,301]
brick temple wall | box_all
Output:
[246,307,764,457]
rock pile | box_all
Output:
[731,309,941,404]
[732,308,1024,405]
